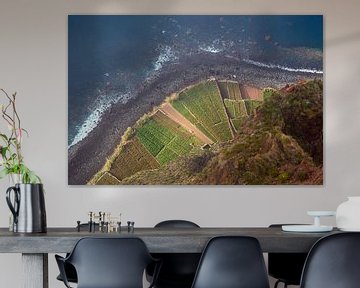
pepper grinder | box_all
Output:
[98,211,103,231]
[127,221,135,233]
[77,221,81,232]
[88,212,93,232]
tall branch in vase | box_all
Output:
[0,89,40,183]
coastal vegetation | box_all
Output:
[90,78,322,185]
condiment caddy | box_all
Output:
[76,211,135,233]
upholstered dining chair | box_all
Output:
[56,237,160,288]
[268,224,308,288]
[147,220,201,288]
[191,236,270,288]
[300,232,360,288]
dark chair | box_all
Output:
[56,262,77,284]
[147,220,201,288]
[56,223,99,284]
[268,224,308,288]
[300,232,360,288]
[55,237,160,288]
[191,236,270,288]
[154,220,200,229]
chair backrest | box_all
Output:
[155,220,200,228]
[152,220,201,283]
[268,224,308,285]
[191,236,270,288]
[301,232,360,288]
[67,237,154,288]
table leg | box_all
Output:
[22,253,48,288]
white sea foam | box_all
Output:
[69,46,179,148]
[69,92,131,148]
[199,45,222,53]
[153,46,178,71]
[199,38,225,54]
[244,59,323,74]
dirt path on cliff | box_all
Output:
[160,102,213,145]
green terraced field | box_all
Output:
[224,99,248,119]
[136,111,203,165]
[224,99,249,131]
[170,100,213,141]
[218,81,229,100]
[109,138,160,180]
[137,118,173,156]
[171,80,233,142]
[218,80,242,100]
[231,119,246,130]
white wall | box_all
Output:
[0,0,360,287]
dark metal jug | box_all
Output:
[6,183,47,233]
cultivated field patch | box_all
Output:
[160,103,213,145]
[171,80,233,142]
[224,99,249,131]
[109,138,160,180]
[218,80,242,100]
[136,110,203,165]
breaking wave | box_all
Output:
[69,47,178,148]
[244,59,323,74]
[69,92,131,148]
[153,46,178,71]
[199,45,222,53]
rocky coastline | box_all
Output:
[68,52,321,185]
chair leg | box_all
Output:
[274,280,290,288]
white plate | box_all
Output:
[282,225,333,232]
[338,227,360,232]
[307,211,336,217]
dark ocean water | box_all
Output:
[68,15,323,147]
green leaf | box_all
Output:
[21,173,28,184]
[19,164,41,184]
[12,165,20,174]
[10,153,17,161]
[0,133,8,142]
[1,147,8,158]
[21,128,29,137]
[28,171,41,184]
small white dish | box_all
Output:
[282,225,333,233]
[338,227,360,232]
[282,210,336,232]
[307,211,336,217]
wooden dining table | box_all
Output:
[0,226,339,288]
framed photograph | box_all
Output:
[68,15,323,185]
